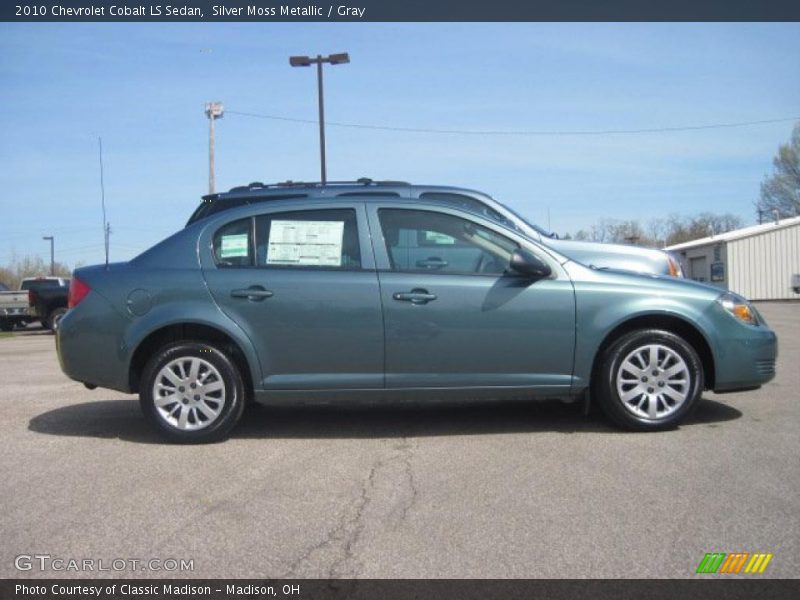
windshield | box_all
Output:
[488,196,554,238]
[418,191,555,238]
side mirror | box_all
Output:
[509,248,552,279]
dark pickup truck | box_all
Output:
[26,277,70,331]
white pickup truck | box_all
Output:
[0,277,70,331]
[0,282,29,331]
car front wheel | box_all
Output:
[595,329,704,431]
[139,341,245,443]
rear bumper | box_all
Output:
[56,292,132,393]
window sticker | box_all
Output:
[220,233,249,258]
[424,230,456,245]
[267,220,345,267]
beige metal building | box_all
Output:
[666,216,800,301]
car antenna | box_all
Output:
[98,137,110,267]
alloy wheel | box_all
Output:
[152,357,226,431]
[615,344,690,421]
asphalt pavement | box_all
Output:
[1,303,797,578]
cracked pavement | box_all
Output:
[1,303,798,578]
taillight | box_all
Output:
[68,277,91,308]
[28,289,35,307]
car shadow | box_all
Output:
[28,396,742,444]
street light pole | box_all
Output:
[289,52,350,184]
[205,102,224,194]
[42,236,54,275]
[316,57,327,184]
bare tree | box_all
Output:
[0,267,14,289]
[569,212,743,248]
[0,255,72,289]
[757,122,800,219]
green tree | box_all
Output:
[758,122,800,219]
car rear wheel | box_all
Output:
[595,329,704,431]
[139,341,245,443]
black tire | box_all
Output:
[47,308,68,332]
[594,329,704,431]
[0,319,12,332]
[139,341,246,443]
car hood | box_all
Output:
[564,259,723,300]
[547,238,669,275]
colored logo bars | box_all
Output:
[696,552,773,574]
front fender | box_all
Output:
[568,274,722,390]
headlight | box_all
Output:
[717,292,759,325]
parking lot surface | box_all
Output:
[1,303,798,578]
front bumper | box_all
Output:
[712,321,777,393]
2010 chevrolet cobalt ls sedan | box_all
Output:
[57,195,777,442]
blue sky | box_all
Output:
[1,22,799,268]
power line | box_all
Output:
[226,110,799,137]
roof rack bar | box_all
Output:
[223,179,411,193]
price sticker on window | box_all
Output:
[267,220,345,266]
[220,234,249,258]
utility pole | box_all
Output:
[42,236,54,275]
[205,102,224,194]
[289,53,350,184]
[98,137,110,266]
[105,223,111,264]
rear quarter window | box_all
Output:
[213,218,254,267]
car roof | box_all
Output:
[187,179,497,225]
[203,179,488,200]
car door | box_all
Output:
[368,204,576,392]
[201,204,384,390]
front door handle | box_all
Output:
[393,289,437,305]
[231,286,274,301]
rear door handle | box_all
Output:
[231,286,274,301]
[393,289,437,305]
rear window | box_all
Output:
[21,279,65,290]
